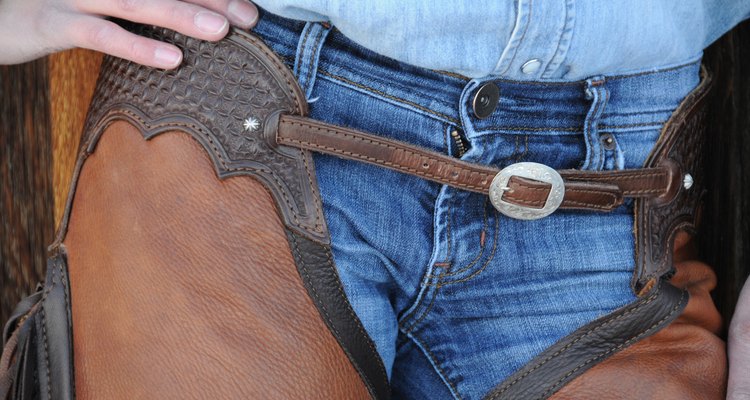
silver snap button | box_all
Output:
[472,83,500,119]
[683,173,694,189]
[521,59,542,74]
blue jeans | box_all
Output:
[254,12,701,400]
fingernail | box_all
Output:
[228,1,259,27]
[154,47,182,68]
[195,11,229,34]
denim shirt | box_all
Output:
[253,0,750,80]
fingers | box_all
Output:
[186,0,259,29]
[62,0,259,69]
[67,16,183,69]
[0,0,258,66]
[728,277,750,399]
[74,0,232,42]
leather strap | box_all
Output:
[275,115,677,213]
[483,279,688,400]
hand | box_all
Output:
[728,277,750,399]
[0,0,258,69]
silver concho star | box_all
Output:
[243,117,260,132]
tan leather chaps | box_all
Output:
[0,25,726,399]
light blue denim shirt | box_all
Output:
[253,1,750,80]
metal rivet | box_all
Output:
[683,173,694,189]
[521,59,542,74]
[472,83,500,119]
[600,133,616,150]
[243,116,260,132]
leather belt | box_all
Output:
[273,114,684,220]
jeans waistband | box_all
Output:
[252,10,701,142]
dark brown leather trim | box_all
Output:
[482,280,688,400]
[632,67,713,291]
[286,230,391,400]
[275,115,675,212]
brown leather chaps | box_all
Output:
[0,25,727,399]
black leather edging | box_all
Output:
[35,252,74,400]
[1,291,41,400]
[483,279,687,400]
[286,230,391,400]
[16,317,39,400]
[2,291,42,347]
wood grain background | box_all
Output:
[1,49,101,323]
[1,24,749,330]
[0,58,52,322]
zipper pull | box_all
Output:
[450,129,468,158]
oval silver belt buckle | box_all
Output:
[489,162,565,220]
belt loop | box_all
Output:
[581,76,609,170]
[293,22,333,100]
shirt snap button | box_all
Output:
[521,59,542,74]
[473,83,500,119]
